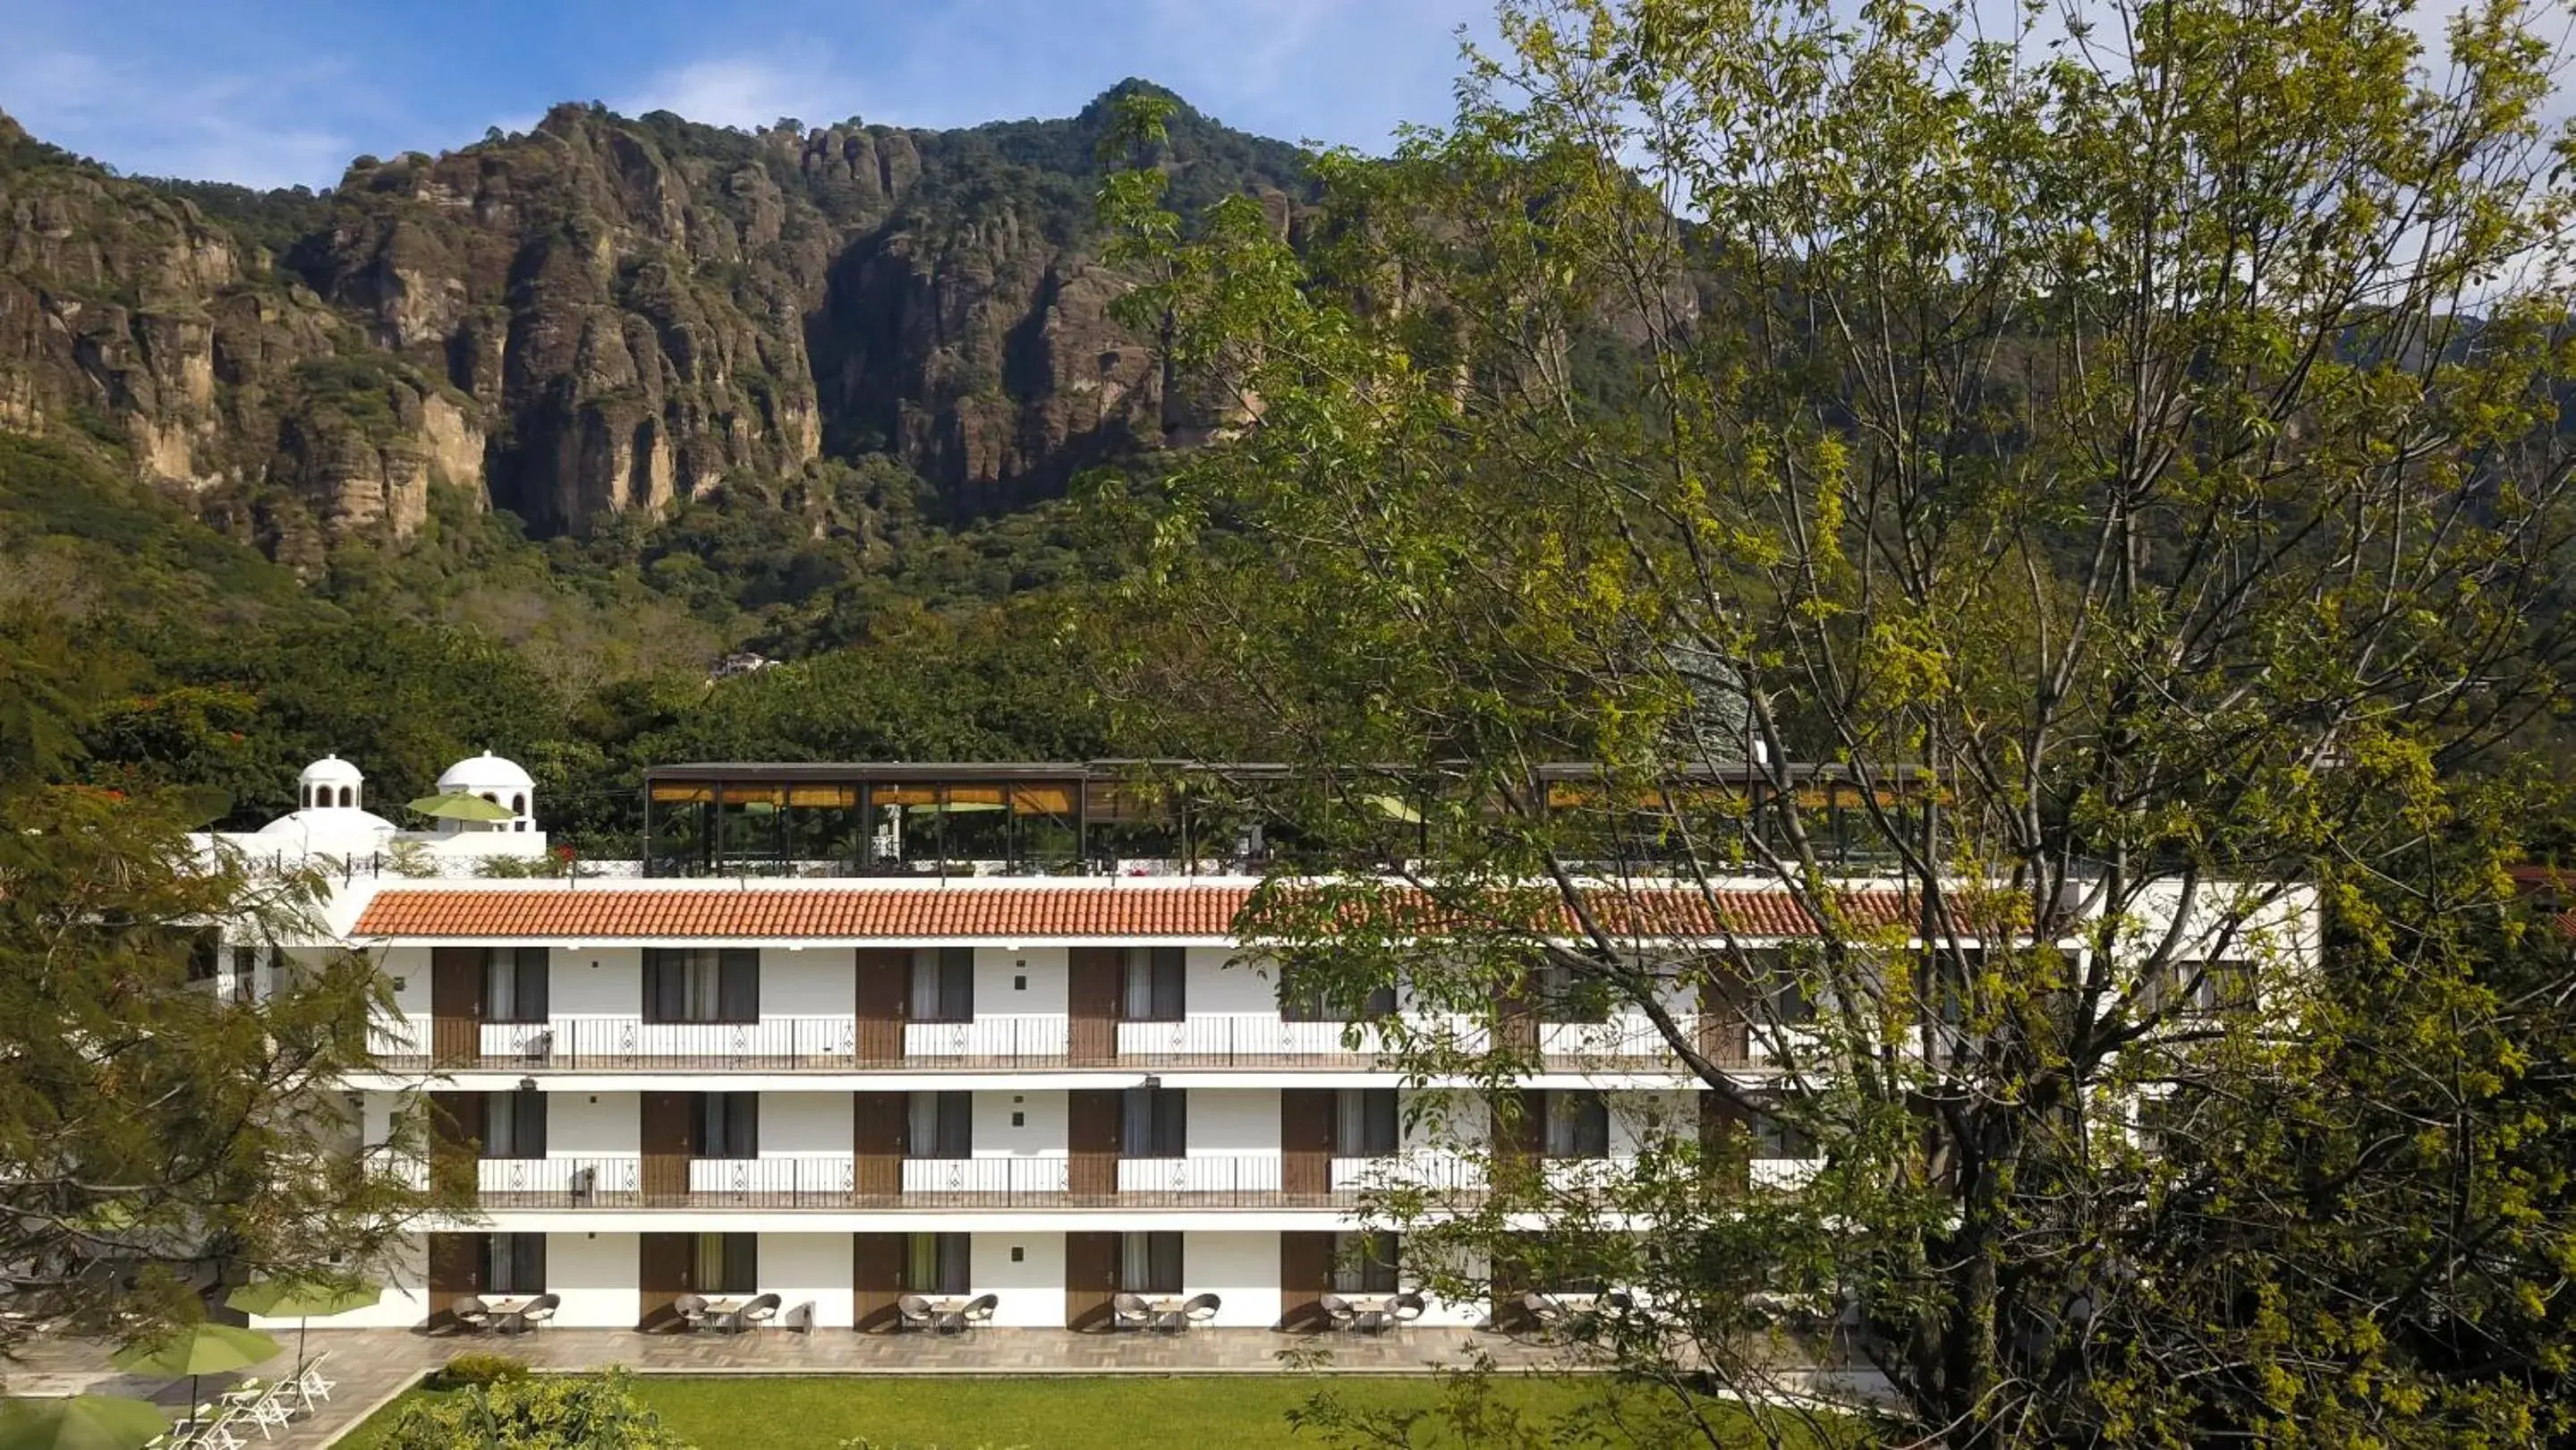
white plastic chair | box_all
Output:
[293,1354,335,1411]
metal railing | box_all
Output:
[367,1011,1748,1073]
[461,1153,1416,1210]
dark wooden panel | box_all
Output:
[1699,1093,1749,1195]
[426,1091,483,1199]
[853,1232,905,1333]
[641,1091,694,1204]
[429,947,486,1066]
[637,1232,693,1332]
[1067,947,1121,1063]
[1697,973,1749,1066]
[854,949,908,1063]
[854,1091,907,1198]
[1065,1232,1119,1331]
[424,1232,482,1331]
[1489,1236,1537,1333]
[1067,1090,1120,1198]
[1495,970,1538,1053]
[1280,1088,1333,1198]
[1279,1231,1333,1331]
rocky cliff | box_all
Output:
[0,84,1307,555]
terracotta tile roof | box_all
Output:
[352,882,1912,942]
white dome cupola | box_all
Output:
[298,754,365,811]
[435,750,537,833]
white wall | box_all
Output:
[761,1092,854,1156]
[761,950,853,1018]
[1189,947,1274,1015]
[971,1232,1065,1326]
[1182,1232,1278,1326]
[981,947,1065,1017]
[552,947,640,1018]
[548,1092,639,1157]
[546,1232,636,1327]
[1188,1089,1279,1156]
[756,1232,854,1328]
[972,1089,1066,1157]
[254,1233,429,1330]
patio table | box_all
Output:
[701,1297,748,1332]
[924,1296,971,1334]
[1144,1296,1188,1333]
[483,1294,538,1332]
[1349,1294,1398,1333]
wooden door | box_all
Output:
[425,1232,482,1330]
[1697,971,1750,1066]
[1495,970,1538,1054]
[1065,1231,1119,1331]
[429,947,486,1066]
[853,1232,906,1333]
[854,1092,907,1199]
[1699,1093,1749,1195]
[1067,1090,1120,1200]
[1491,1088,1543,1192]
[637,1232,693,1332]
[1281,1088,1333,1199]
[854,949,907,1065]
[1067,947,1121,1063]
[1279,1231,1333,1332]
[426,1091,484,1201]
[641,1091,695,1205]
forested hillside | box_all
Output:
[0,84,1294,842]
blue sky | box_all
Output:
[0,0,1492,189]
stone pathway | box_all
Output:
[6,1326,1583,1446]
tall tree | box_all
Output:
[1099,0,2576,1442]
[0,609,448,1358]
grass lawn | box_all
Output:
[340,1372,1812,1449]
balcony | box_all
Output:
[369,1012,1737,1074]
[458,1154,1481,1211]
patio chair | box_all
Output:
[673,1292,710,1333]
[1389,1292,1428,1328]
[959,1292,999,1335]
[1109,1292,1153,1332]
[519,1292,562,1332]
[452,1294,495,1333]
[897,1293,936,1333]
[737,1292,783,1333]
[241,1382,295,1440]
[1179,1292,1220,1330]
[1520,1291,1562,1327]
[1318,1293,1356,1332]
[293,1353,335,1410]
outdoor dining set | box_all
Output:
[1317,1292,1426,1334]
[448,1292,565,1335]
[670,1292,786,1334]
[895,1292,999,1335]
[1109,1292,1222,1333]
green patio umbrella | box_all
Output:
[0,1395,170,1450]
[109,1324,280,1417]
[225,1281,380,1374]
[405,790,516,823]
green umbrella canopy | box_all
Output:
[225,1280,380,1319]
[406,791,516,823]
[108,1323,279,1378]
[0,1395,172,1450]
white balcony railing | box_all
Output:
[1115,1155,1284,1196]
[687,1156,858,1197]
[1113,1014,1390,1060]
[476,1156,642,1197]
[903,1015,1070,1061]
[899,1156,1072,1196]
[1331,1153,1486,1195]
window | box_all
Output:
[185,932,220,984]
[1536,963,1610,1024]
[480,1089,548,1160]
[693,1232,757,1295]
[2199,960,2257,1013]
[1754,1109,1817,1160]
[1121,1088,1187,1159]
[231,945,259,1005]
[1765,968,1816,1026]
[697,1093,759,1158]
[910,949,974,1024]
[1334,1089,1399,1156]
[1122,948,1186,1022]
[485,947,549,1024]
[905,1232,971,1295]
[1279,973,1397,1022]
[1118,1232,1182,1294]
[643,949,757,1024]
[485,1232,546,1294]
[1330,1232,1400,1294]
[1542,1091,1611,1160]
[906,1092,972,1158]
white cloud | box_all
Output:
[0,45,362,188]
[616,54,856,132]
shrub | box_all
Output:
[436,1351,532,1387]
[383,1369,689,1449]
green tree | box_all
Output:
[0,610,450,1356]
[1097,0,2576,1443]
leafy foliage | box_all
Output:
[376,1370,691,1450]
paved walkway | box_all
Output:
[5,1326,1586,1446]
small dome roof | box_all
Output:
[437,750,534,794]
[299,754,365,786]
[252,807,403,856]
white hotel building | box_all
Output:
[206,755,2276,1338]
